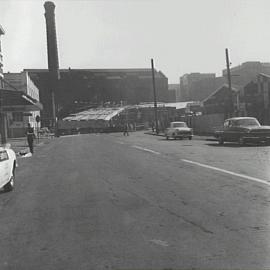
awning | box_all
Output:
[0,89,43,112]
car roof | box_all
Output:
[225,117,257,121]
[171,121,185,124]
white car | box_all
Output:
[165,121,193,140]
[0,145,16,192]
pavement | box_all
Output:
[3,135,54,155]
[0,131,270,269]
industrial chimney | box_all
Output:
[44,1,60,132]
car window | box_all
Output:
[234,119,260,126]
[173,123,186,128]
[0,150,9,162]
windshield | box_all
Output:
[233,118,260,127]
[173,123,187,128]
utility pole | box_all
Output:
[0,25,6,145]
[0,79,6,145]
[225,48,233,119]
[151,58,159,134]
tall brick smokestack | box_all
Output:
[44,1,60,132]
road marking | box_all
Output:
[116,141,125,145]
[149,239,169,247]
[132,145,160,155]
[182,159,270,187]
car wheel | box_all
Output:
[4,166,15,192]
[189,136,192,140]
[239,137,245,146]
[166,135,169,140]
[218,137,224,145]
[4,176,14,192]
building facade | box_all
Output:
[168,84,178,102]
[223,61,270,87]
[3,72,41,137]
[178,73,223,102]
[257,73,270,125]
[25,68,169,127]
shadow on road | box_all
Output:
[158,138,193,142]
[206,143,269,148]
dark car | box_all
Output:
[214,117,270,145]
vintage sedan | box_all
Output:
[214,117,270,145]
[0,145,16,192]
[165,121,193,140]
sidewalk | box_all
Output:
[144,130,217,141]
[3,135,54,155]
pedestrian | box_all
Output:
[151,122,155,133]
[26,123,35,154]
[123,123,129,136]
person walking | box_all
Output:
[123,123,129,136]
[26,123,35,154]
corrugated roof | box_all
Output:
[63,107,125,122]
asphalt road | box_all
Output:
[0,131,270,269]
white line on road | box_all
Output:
[116,141,125,145]
[132,145,160,155]
[182,159,270,187]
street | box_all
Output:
[0,131,270,269]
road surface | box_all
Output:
[0,132,270,269]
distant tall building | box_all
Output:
[178,73,222,102]
[168,84,178,102]
[223,61,270,87]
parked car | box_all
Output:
[214,117,270,145]
[0,144,16,192]
[165,121,193,140]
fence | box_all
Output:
[187,113,224,135]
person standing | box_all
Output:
[26,123,35,154]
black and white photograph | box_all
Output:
[1,0,270,269]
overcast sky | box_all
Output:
[1,0,270,83]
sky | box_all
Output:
[1,0,270,83]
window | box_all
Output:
[0,150,8,162]
[173,122,187,128]
[12,112,23,122]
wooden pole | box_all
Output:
[151,58,159,134]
